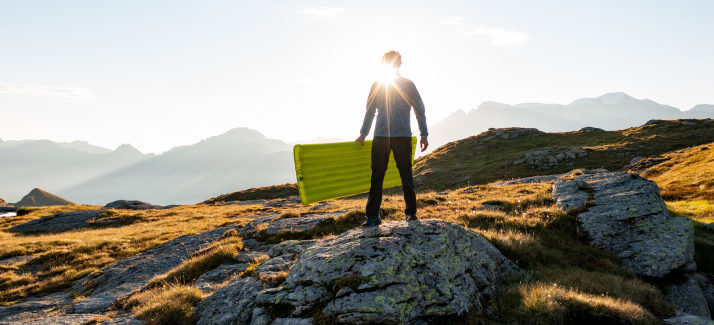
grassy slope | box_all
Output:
[414,119,714,191]
[203,183,298,204]
[1,185,674,324]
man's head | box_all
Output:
[381,51,402,70]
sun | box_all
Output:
[377,64,398,85]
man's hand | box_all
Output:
[420,136,429,152]
[355,135,366,147]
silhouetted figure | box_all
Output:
[355,50,429,227]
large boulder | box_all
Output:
[664,274,711,318]
[224,220,516,325]
[552,172,694,278]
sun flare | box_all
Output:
[377,64,398,85]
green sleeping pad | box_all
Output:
[293,137,417,205]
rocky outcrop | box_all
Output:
[664,314,714,325]
[0,198,13,211]
[211,220,517,325]
[698,274,714,316]
[104,200,163,210]
[265,211,347,235]
[664,274,711,318]
[194,264,250,292]
[551,171,694,278]
[580,126,604,132]
[514,148,588,170]
[493,168,607,187]
[491,128,538,139]
[67,225,236,313]
[705,223,714,233]
[8,210,104,232]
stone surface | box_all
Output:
[267,240,321,257]
[194,263,250,291]
[309,202,337,211]
[9,210,105,232]
[663,314,714,325]
[271,318,314,325]
[0,292,74,324]
[513,148,588,169]
[580,126,604,132]
[697,273,714,317]
[195,276,264,325]
[552,171,694,278]
[67,225,236,313]
[104,200,163,210]
[630,156,645,165]
[493,168,607,186]
[236,251,270,263]
[664,274,711,318]
[265,211,347,235]
[238,214,280,236]
[255,220,516,324]
[257,254,297,279]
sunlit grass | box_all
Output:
[668,200,714,273]
[0,204,258,303]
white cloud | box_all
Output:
[440,17,529,46]
[298,7,347,19]
[0,83,93,99]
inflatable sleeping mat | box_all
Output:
[293,137,417,205]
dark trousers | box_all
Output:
[366,136,417,218]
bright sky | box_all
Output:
[2,1,713,154]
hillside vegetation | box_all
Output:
[1,184,677,324]
[414,119,714,191]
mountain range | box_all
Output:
[425,92,714,155]
[1,92,713,205]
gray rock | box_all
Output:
[9,210,104,232]
[665,274,711,318]
[0,313,97,325]
[697,273,714,317]
[663,314,714,325]
[265,211,347,235]
[0,292,74,324]
[580,126,604,132]
[514,148,588,170]
[239,214,281,236]
[194,264,250,291]
[552,172,694,278]
[250,307,272,325]
[267,240,321,257]
[67,225,236,313]
[257,254,297,279]
[255,220,516,324]
[104,200,162,210]
[630,157,645,165]
[271,318,314,325]
[493,168,607,186]
[682,122,699,126]
[195,276,264,325]
[336,286,354,297]
[236,251,270,263]
[309,202,337,211]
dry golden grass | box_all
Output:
[0,204,259,303]
[148,237,243,288]
[0,180,686,324]
[642,143,714,201]
[122,283,206,325]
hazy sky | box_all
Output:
[2,1,713,153]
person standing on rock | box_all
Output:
[355,50,429,228]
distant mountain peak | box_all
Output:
[15,188,74,207]
[567,92,637,107]
[113,143,144,155]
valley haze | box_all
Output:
[1,92,713,205]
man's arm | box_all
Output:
[357,82,379,146]
[410,83,429,151]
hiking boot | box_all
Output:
[406,214,418,221]
[361,213,382,228]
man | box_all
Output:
[355,50,429,228]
